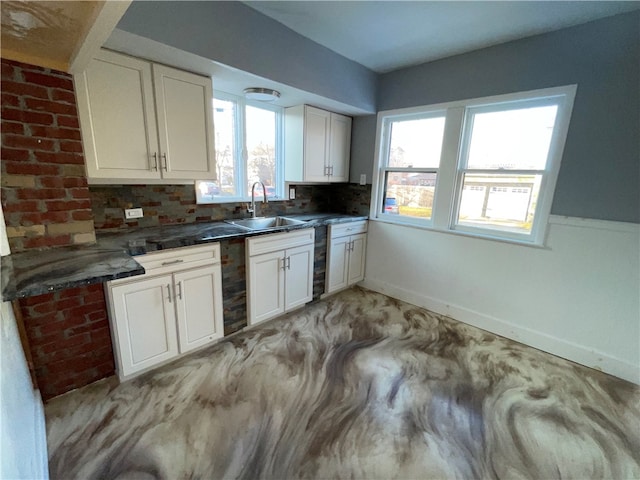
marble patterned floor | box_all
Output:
[45,287,640,479]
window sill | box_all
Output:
[370,215,548,249]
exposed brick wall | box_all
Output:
[1,58,95,252]
[17,284,114,400]
[89,184,332,232]
[1,58,109,399]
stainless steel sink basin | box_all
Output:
[225,216,306,230]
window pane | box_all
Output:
[388,117,445,168]
[246,105,277,198]
[383,171,437,219]
[456,173,542,234]
[466,105,558,170]
[212,98,237,197]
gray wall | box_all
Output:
[117,1,377,113]
[357,12,639,223]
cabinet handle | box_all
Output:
[166,284,172,303]
[286,256,291,270]
[177,281,183,300]
[329,165,334,176]
[161,259,184,266]
[150,152,158,171]
[161,153,168,171]
[349,240,355,252]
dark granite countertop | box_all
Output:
[1,213,367,301]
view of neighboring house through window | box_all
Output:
[196,92,283,203]
[382,113,445,222]
[372,85,577,245]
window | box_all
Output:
[380,113,445,223]
[372,85,577,245]
[196,91,283,203]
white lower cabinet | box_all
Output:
[326,221,368,295]
[106,244,224,380]
[246,229,315,326]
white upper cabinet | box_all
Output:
[75,49,215,183]
[285,105,352,183]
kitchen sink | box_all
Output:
[225,216,307,230]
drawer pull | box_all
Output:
[161,259,184,266]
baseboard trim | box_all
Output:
[360,278,640,385]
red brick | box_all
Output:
[59,140,83,153]
[20,211,70,225]
[33,151,84,165]
[2,62,16,80]
[4,161,60,175]
[63,177,87,188]
[69,188,89,199]
[67,304,103,319]
[2,200,41,213]
[87,310,107,322]
[23,235,71,249]
[25,98,76,116]
[29,125,81,141]
[55,297,83,311]
[1,120,24,134]
[1,92,20,107]
[38,176,64,188]
[57,286,90,298]
[1,147,30,162]
[1,107,55,125]
[91,327,112,342]
[1,80,48,99]
[17,188,67,200]
[19,293,54,307]
[71,210,93,221]
[82,291,106,305]
[31,301,58,314]
[45,199,91,211]
[50,89,76,104]
[3,134,56,151]
[22,71,73,91]
[56,115,79,128]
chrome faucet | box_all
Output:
[248,181,268,218]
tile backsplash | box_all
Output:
[89,183,371,232]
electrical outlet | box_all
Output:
[124,208,143,219]
[360,174,367,185]
[289,187,296,200]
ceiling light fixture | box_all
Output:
[244,87,281,102]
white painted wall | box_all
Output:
[0,206,49,479]
[362,216,640,384]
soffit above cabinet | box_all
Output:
[0,0,130,73]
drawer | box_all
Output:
[329,221,368,239]
[137,244,221,270]
[247,228,315,257]
[111,244,221,285]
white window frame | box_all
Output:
[376,110,447,228]
[370,85,577,246]
[197,91,284,203]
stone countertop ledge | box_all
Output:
[1,213,367,301]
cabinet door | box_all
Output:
[326,236,350,294]
[347,233,367,285]
[285,243,314,311]
[303,106,331,182]
[248,250,286,325]
[109,275,178,377]
[153,65,216,180]
[329,113,352,182]
[174,265,224,354]
[76,50,160,179]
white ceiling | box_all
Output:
[244,1,640,73]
